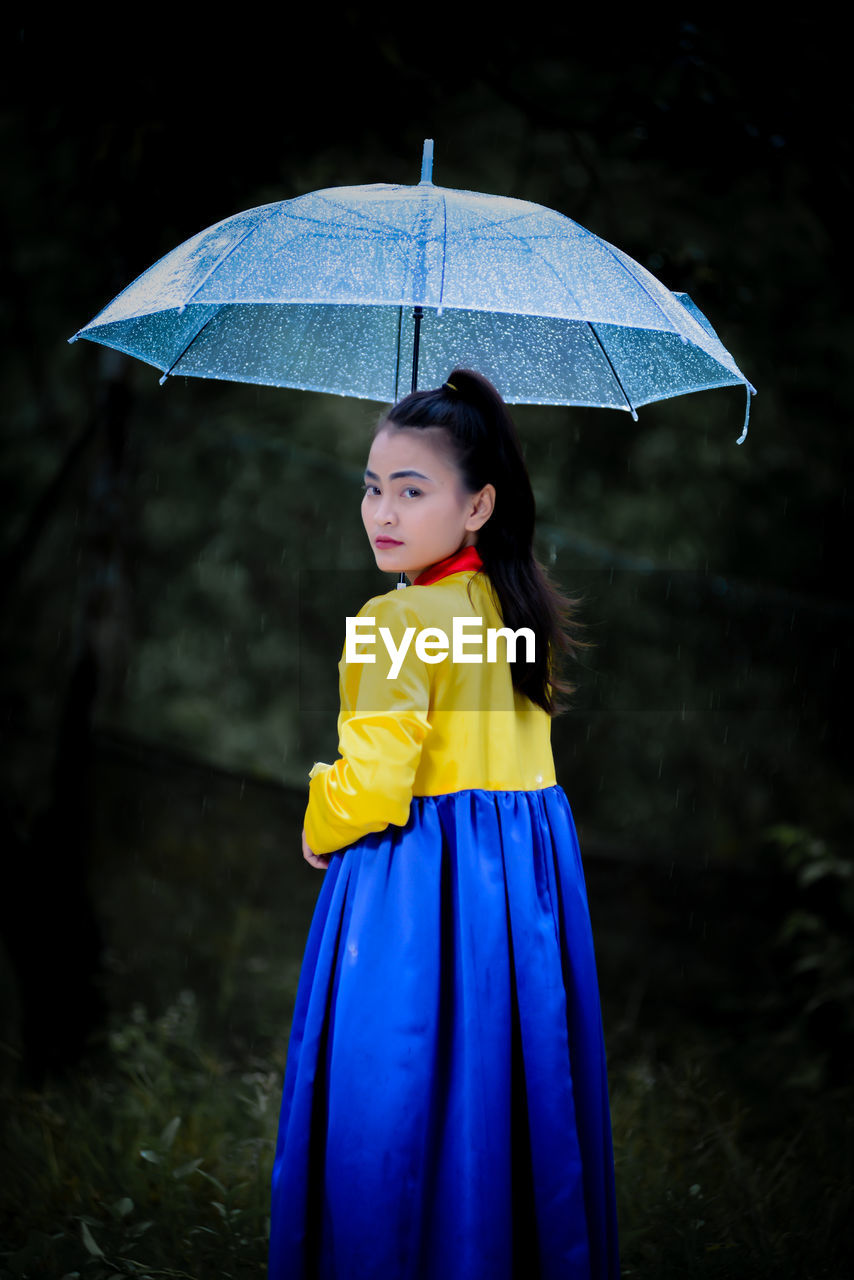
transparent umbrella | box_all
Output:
[69,140,755,440]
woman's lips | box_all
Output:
[375,537,403,547]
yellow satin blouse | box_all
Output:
[303,568,557,856]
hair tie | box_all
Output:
[443,381,457,393]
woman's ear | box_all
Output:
[466,483,496,532]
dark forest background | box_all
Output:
[1,13,852,1278]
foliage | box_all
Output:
[1,19,852,1279]
[2,16,853,867]
[611,1049,853,1278]
[0,993,277,1278]
[758,825,854,1089]
[2,997,851,1277]
[1,755,852,1277]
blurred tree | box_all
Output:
[1,12,850,895]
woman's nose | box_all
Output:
[376,496,397,524]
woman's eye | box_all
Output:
[361,483,379,496]
[403,487,422,498]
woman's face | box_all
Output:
[361,425,494,582]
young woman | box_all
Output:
[269,369,620,1279]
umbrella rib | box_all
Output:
[159,308,224,383]
[440,205,601,325]
[585,322,638,420]
[439,209,741,382]
[457,214,745,397]
[308,193,432,280]
[308,190,459,306]
[438,193,448,313]
[453,208,667,318]
[596,238,689,333]
[595,239,748,382]
[488,222,597,330]
[179,209,283,310]
[311,188,446,238]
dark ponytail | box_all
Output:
[380,368,586,716]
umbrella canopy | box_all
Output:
[70,141,755,439]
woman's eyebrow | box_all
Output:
[363,468,432,481]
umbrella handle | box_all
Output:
[736,384,754,445]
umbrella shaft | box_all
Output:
[411,306,423,393]
[402,303,422,589]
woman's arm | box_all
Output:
[303,592,432,857]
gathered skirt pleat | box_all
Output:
[269,785,620,1280]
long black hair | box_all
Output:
[380,367,586,716]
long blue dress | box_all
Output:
[269,554,620,1279]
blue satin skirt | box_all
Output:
[269,786,620,1279]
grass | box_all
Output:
[610,1046,852,1277]
[2,992,276,1278]
[1,734,851,1277]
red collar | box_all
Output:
[412,545,483,586]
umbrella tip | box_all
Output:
[67,334,78,344]
[420,139,434,185]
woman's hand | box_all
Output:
[302,828,330,870]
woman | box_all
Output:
[269,369,620,1279]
